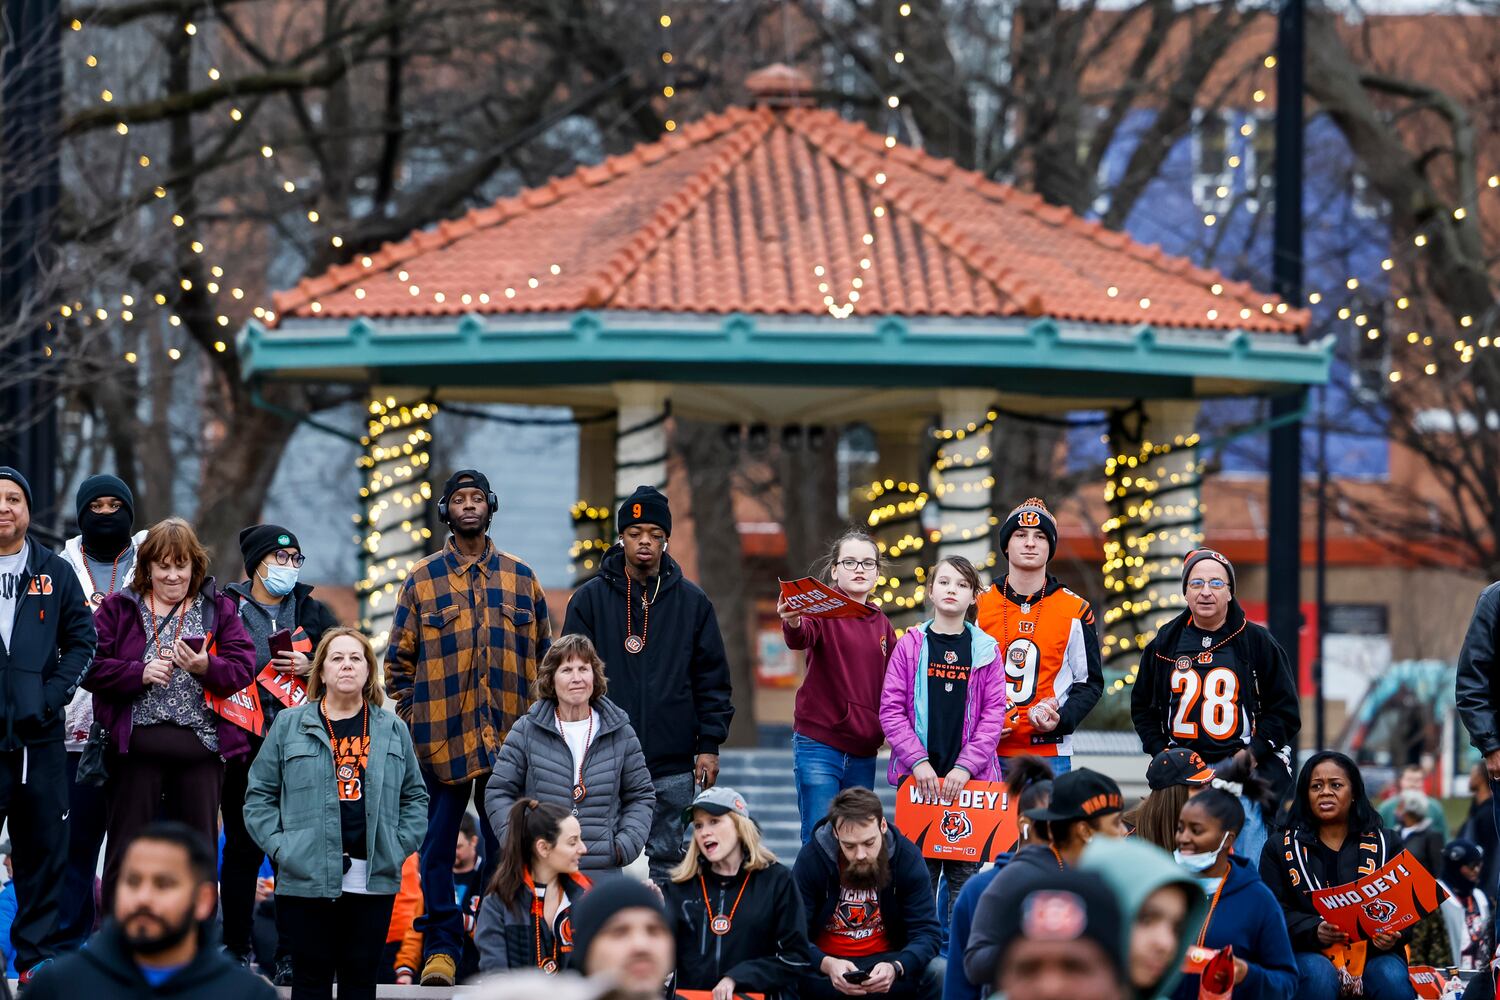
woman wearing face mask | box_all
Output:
[1259,751,1413,1000]
[57,475,148,949]
[1171,789,1296,1000]
[1081,838,1207,1000]
[221,523,340,975]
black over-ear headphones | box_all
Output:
[438,486,499,523]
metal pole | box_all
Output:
[0,0,63,529]
[1314,386,1328,751]
[1267,0,1306,743]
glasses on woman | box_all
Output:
[838,558,878,571]
[1186,578,1227,591]
[273,550,307,568]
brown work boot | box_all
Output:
[420,953,457,987]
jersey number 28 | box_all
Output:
[1170,667,1240,740]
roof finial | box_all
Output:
[745,64,816,109]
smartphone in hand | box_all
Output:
[182,635,206,653]
[843,971,871,984]
[268,629,294,658]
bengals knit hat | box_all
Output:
[1147,748,1217,791]
[568,876,669,974]
[990,869,1124,985]
[1182,548,1235,595]
[1025,768,1123,824]
[618,485,671,536]
[999,497,1057,560]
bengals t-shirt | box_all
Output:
[329,711,369,859]
[925,629,970,775]
[815,885,891,957]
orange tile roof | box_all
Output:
[274,105,1305,333]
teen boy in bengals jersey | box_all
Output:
[1132,550,1300,798]
[975,498,1103,777]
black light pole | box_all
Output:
[0,0,63,528]
[1267,0,1306,745]
[1314,386,1328,752]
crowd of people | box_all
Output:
[3,462,1500,999]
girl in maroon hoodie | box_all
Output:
[777,530,897,846]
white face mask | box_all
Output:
[1174,832,1231,874]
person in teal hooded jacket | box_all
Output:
[1171,789,1297,1000]
[1079,836,1207,1000]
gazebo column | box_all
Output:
[570,419,614,585]
[357,392,437,654]
[1101,400,1205,690]
[932,389,997,580]
[613,381,671,504]
[864,419,932,628]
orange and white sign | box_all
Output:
[779,578,875,620]
[1408,966,1449,999]
[205,684,264,737]
[1311,850,1448,941]
[893,777,1018,863]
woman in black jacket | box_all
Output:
[474,800,591,975]
[664,787,811,1000]
[1258,751,1415,1000]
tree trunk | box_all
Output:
[676,419,757,747]
[779,428,842,576]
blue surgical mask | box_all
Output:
[260,563,299,597]
[1174,833,1230,874]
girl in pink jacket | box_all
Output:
[879,555,1006,912]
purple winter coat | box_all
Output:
[85,579,258,760]
[879,621,1006,786]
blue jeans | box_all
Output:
[997,755,1072,778]
[792,734,877,845]
[1295,952,1414,1000]
[415,768,497,963]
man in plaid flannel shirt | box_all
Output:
[384,469,551,986]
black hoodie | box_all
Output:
[22,921,275,999]
[0,537,97,750]
[562,545,733,778]
[1132,599,1300,764]
[663,861,812,995]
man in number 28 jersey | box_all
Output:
[975,498,1103,773]
[1132,549,1300,793]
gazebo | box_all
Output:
[240,66,1329,680]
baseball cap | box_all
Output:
[1147,748,1217,791]
[1444,839,1485,869]
[681,785,752,825]
[1025,768,1123,824]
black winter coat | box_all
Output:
[23,921,275,999]
[1259,823,1410,955]
[224,579,341,722]
[562,546,733,778]
[475,872,592,973]
[1133,600,1300,764]
[961,845,1067,987]
[792,818,941,979]
[1458,582,1500,755]
[664,861,812,995]
[0,537,97,750]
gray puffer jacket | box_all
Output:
[484,696,655,871]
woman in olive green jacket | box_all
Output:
[245,626,428,1000]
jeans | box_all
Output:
[792,734,877,845]
[1294,952,1414,1000]
[646,772,697,885]
[278,892,396,1000]
[57,750,108,951]
[997,755,1071,778]
[925,859,979,941]
[415,768,497,963]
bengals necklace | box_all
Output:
[83,548,128,608]
[1004,578,1048,616]
[528,871,562,974]
[1155,620,1246,669]
[556,707,594,808]
[699,868,753,935]
[623,573,662,655]
[144,594,186,655]
[321,699,369,784]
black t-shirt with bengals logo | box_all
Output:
[330,712,370,859]
[925,628,971,775]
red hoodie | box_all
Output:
[784,603,897,756]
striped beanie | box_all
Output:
[999,497,1058,559]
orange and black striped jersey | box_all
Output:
[975,577,1104,758]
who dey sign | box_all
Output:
[893,778,1018,863]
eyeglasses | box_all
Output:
[838,558,878,571]
[273,550,307,568]
[1186,578,1227,591]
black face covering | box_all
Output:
[80,509,134,560]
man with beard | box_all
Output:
[793,788,941,1000]
[562,485,733,884]
[23,822,274,998]
[386,469,552,986]
[57,474,147,950]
